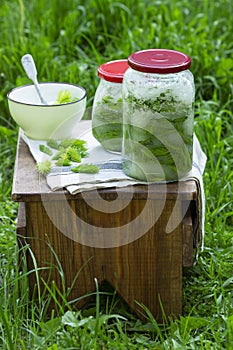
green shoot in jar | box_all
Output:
[123,90,193,181]
[92,96,123,152]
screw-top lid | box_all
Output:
[98,59,129,83]
[128,49,191,74]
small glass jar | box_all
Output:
[122,49,195,182]
[92,59,129,153]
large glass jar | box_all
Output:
[92,59,129,153]
[122,49,195,182]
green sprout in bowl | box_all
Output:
[54,90,79,104]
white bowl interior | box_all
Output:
[8,83,86,105]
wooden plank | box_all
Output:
[23,196,184,321]
[182,212,194,267]
[16,202,26,236]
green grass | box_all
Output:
[0,0,233,348]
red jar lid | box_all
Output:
[128,49,191,74]
[98,59,129,83]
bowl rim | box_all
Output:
[7,82,87,107]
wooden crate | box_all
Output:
[13,132,198,321]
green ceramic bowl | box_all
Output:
[7,82,87,140]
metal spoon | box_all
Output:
[21,54,48,105]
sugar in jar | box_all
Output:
[92,59,129,153]
[122,49,195,181]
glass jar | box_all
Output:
[92,59,129,153]
[122,49,195,182]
